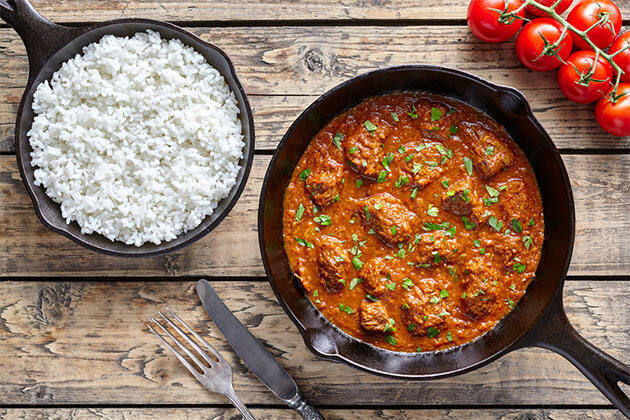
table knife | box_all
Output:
[196,279,325,420]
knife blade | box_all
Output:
[195,279,324,420]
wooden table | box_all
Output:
[1,1,629,419]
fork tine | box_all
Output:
[166,308,227,365]
[147,322,203,381]
[158,311,219,368]
[152,315,210,372]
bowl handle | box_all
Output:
[0,0,84,80]
[513,287,629,416]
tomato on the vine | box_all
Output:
[558,50,613,103]
[526,0,573,16]
[516,18,573,72]
[467,0,525,43]
[595,83,630,136]
[567,0,622,50]
[609,31,630,82]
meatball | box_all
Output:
[402,142,448,189]
[316,236,348,292]
[482,234,528,270]
[459,121,514,178]
[359,300,392,333]
[343,114,390,179]
[460,258,501,319]
[358,257,392,297]
[305,159,344,208]
[358,193,416,245]
[403,285,447,336]
[413,231,458,265]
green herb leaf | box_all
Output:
[450,126,458,135]
[352,256,364,270]
[427,204,439,217]
[356,179,363,189]
[299,168,311,181]
[446,331,453,342]
[473,239,481,247]
[488,216,503,232]
[402,278,414,290]
[338,303,354,314]
[511,218,523,233]
[439,289,449,299]
[441,179,449,188]
[386,282,397,291]
[513,263,526,273]
[407,323,416,331]
[463,157,473,176]
[485,146,494,156]
[462,216,477,231]
[408,104,418,119]
[377,170,388,183]
[295,237,313,248]
[295,203,305,222]
[382,153,394,171]
[394,175,409,188]
[333,133,343,149]
[348,146,359,155]
[430,296,440,304]
[385,335,397,346]
[349,278,361,290]
[430,107,443,121]
[390,225,397,235]
[461,292,468,299]
[364,120,377,132]
[366,294,379,301]
[313,214,332,226]
[485,185,500,197]
[523,235,533,250]
[391,112,399,122]
[528,217,535,226]
[427,327,440,338]
[410,187,418,200]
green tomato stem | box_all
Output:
[501,0,625,99]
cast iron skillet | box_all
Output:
[0,0,255,257]
[258,65,630,415]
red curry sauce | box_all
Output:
[282,92,544,352]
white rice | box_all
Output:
[27,30,244,246]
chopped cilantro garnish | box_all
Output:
[439,289,449,299]
[402,278,414,290]
[462,216,477,231]
[349,277,361,290]
[364,120,377,132]
[488,216,503,232]
[430,107,443,121]
[352,256,364,270]
[446,331,453,342]
[408,104,418,119]
[385,335,397,346]
[391,112,399,122]
[410,187,418,200]
[366,294,379,301]
[485,146,495,156]
[427,327,440,338]
[348,146,359,155]
[513,263,526,273]
[356,179,363,189]
[313,214,332,226]
[333,133,343,149]
[441,179,449,188]
[394,175,409,188]
[450,126,458,135]
[429,296,440,304]
[299,168,311,181]
[427,204,439,217]
[386,282,396,291]
[463,157,473,176]
[523,236,533,249]
[485,185,500,197]
[377,170,388,183]
[528,217,535,226]
[339,303,354,314]
[511,218,523,233]
[295,237,313,248]
[295,203,305,222]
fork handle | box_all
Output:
[226,391,256,420]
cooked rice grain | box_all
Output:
[28,30,244,246]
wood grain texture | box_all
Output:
[1,26,629,153]
[9,0,630,22]
[0,408,626,420]
[0,280,626,405]
[1,154,628,277]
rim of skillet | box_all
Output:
[258,64,575,379]
[15,18,256,257]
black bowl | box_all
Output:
[2,0,254,257]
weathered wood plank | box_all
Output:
[9,0,630,23]
[1,26,629,152]
[0,408,626,420]
[1,154,628,277]
[0,280,626,405]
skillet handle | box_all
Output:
[514,288,630,417]
[0,0,81,80]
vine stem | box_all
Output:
[501,0,628,101]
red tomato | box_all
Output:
[567,0,622,50]
[595,83,630,136]
[557,50,613,103]
[609,31,630,82]
[467,0,525,43]
[516,18,573,72]
[526,0,573,16]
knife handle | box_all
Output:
[292,394,325,420]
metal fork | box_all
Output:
[148,309,255,420]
